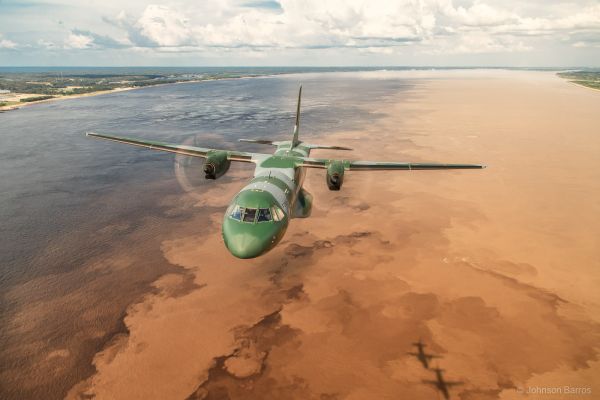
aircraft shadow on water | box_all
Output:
[408,339,463,399]
[87,86,485,259]
[408,338,442,369]
[422,367,464,400]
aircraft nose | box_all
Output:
[222,219,282,259]
[226,233,269,259]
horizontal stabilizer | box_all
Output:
[239,139,276,145]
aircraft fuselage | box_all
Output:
[221,142,312,258]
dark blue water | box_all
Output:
[0,72,413,399]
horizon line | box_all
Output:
[0,65,597,69]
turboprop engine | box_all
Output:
[203,150,231,179]
[326,161,345,190]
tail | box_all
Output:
[238,85,353,151]
[292,85,302,148]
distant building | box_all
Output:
[0,90,10,94]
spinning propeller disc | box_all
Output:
[173,135,212,200]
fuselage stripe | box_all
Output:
[240,179,290,214]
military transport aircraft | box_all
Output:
[423,367,464,400]
[408,339,442,369]
[87,86,484,259]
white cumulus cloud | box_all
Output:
[64,32,94,49]
[136,5,195,47]
[0,35,17,49]
[1,0,599,65]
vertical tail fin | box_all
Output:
[292,85,302,147]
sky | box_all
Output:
[0,0,599,66]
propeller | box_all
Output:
[173,134,213,200]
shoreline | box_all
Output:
[0,86,136,111]
[0,75,273,112]
[564,80,600,92]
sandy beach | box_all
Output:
[55,70,600,399]
[0,87,138,111]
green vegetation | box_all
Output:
[0,73,167,95]
[20,95,55,102]
[558,71,600,90]
[0,70,257,97]
[0,100,19,107]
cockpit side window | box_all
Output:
[230,205,242,221]
[257,208,272,222]
[271,205,285,222]
[243,208,257,223]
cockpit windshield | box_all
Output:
[230,205,280,223]
[243,208,256,222]
[257,208,271,222]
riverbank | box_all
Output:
[0,66,292,112]
[0,87,135,111]
[557,71,600,91]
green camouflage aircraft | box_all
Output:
[87,86,484,259]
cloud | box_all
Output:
[0,37,18,49]
[102,12,158,48]
[64,31,94,49]
[492,4,600,36]
[136,5,195,47]
[442,2,517,27]
[101,6,196,48]
[69,29,127,49]
[426,32,532,54]
[2,0,600,65]
[96,1,598,52]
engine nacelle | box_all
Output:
[203,150,231,179]
[326,161,345,191]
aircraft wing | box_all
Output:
[445,381,464,387]
[87,132,256,163]
[300,158,485,170]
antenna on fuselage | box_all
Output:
[292,85,302,148]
